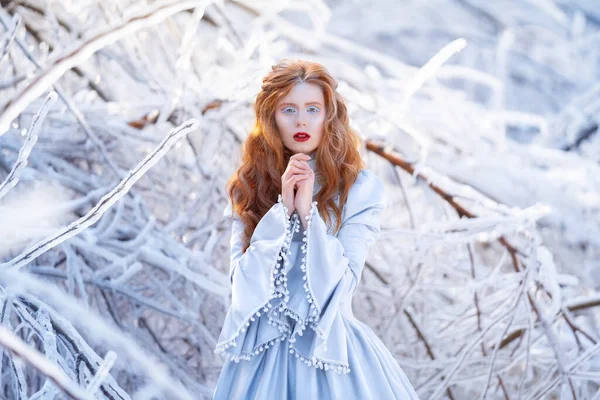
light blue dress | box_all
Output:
[213,163,420,400]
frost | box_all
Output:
[0,0,599,399]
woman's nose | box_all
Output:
[296,111,308,127]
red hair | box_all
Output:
[225,59,365,252]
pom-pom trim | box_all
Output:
[216,197,350,374]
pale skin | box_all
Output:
[281,153,314,230]
[275,82,326,230]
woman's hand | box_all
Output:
[281,153,312,217]
[293,156,315,229]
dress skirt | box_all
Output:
[213,313,419,400]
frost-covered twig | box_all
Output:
[429,270,529,400]
[0,325,94,400]
[0,91,56,200]
[527,291,578,399]
[1,270,198,399]
[1,118,199,270]
[157,6,206,125]
[365,138,582,399]
[0,13,20,63]
[85,351,117,396]
[0,0,211,136]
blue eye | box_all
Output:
[307,106,320,112]
[282,107,295,114]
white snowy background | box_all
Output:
[0,0,599,399]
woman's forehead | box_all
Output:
[278,82,324,104]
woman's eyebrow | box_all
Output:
[279,102,323,106]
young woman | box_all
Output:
[213,59,419,399]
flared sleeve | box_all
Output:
[281,169,386,374]
[214,194,299,363]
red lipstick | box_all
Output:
[293,132,310,142]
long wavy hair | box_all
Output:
[225,59,365,252]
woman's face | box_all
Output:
[274,82,325,155]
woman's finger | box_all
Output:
[286,165,305,173]
[288,159,310,172]
[284,166,309,180]
[285,172,308,187]
[290,153,311,162]
[287,175,307,188]
[291,175,308,189]
[287,173,309,184]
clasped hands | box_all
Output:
[281,153,314,230]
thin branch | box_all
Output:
[0,325,94,400]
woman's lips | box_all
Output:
[294,132,310,142]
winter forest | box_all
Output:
[0,0,599,399]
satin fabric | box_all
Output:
[213,166,419,400]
